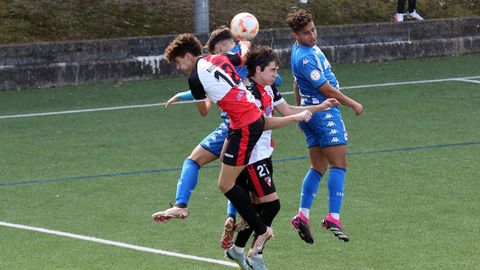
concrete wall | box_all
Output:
[0,17,479,90]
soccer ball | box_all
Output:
[230,12,259,40]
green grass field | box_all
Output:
[1,55,479,270]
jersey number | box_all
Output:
[214,70,235,87]
[257,164,270,177]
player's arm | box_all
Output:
[274,98,339,116]
[263,110,312,130]
[194,97,212,116]
[293,80,301,106]
[188,71,211,116]
[238,40,251,60]
[165,90,194,108]
[317,82,363,116]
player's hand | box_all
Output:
[352,102,363,116]
[323,98,340,108]
[297,110,312,122]
[165,94,180,108]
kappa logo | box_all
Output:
[302,58,309,65]
[324,113,333,119]
[211,135,216,141]
[327,121,336,127]
[329,129,338,135]
[216,130,223,135]
[331,137,340,143]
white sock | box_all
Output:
[330,212,340,220]
[299,208,310,219]
[233,245,244,254]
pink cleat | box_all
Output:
[322,213,349,242]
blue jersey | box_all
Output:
[291,42,347,147]
[291,42,340,109]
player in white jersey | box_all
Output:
[287,9,364,244]
[156,33,312,256]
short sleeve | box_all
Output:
[298,54,327,90]
[270,84,284,107]
[188,70,207,100]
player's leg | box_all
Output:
[221,117,273,257]
[320,116,350,241]
[221,170,249,250]
[395,0,406,22]
[407,0,423,20]
[291,114,327,244]
[152,122,227,222]
[228,158,279,269]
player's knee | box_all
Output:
[264,199,281,216]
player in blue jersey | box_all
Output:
[286,9,364,244]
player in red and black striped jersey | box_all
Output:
[161,33,315,257]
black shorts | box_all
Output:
[236,156,276,197]
[222,116,264,166]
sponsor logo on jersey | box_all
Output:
[310,70,321,81]
[236,90,245,101]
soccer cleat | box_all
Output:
[225,247,251,270]
[235,218,250,232]
[291,213,314,244]
[394,13,404,23]
[220,217,236,250]
[151,204,188,222]
[247,255,267,270]
[322,214,349,242]
[408,10,424,20]
[247,226,274,257]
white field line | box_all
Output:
[1,75,479,120]
[0,220,237,268]
[453,78,480,84]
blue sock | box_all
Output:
[327,167,346,214]
[175,159,200,206]
[226,200,237,218]
[299,168,322,209]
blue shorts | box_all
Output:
[199,119,230,157]
[299,109,348,148]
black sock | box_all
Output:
[224,186,267,235]
[234,204,263,248]
[258,200,281,227]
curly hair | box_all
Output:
[204,26,234,54]
[245,45,279,77]
[286,9,313,32]
[164,33,202,63]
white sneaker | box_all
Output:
[247,255,268,270]
[225,247,250,270]
[151,205,188,222]
[408,10,424,20]
[394,13,404,23]
[247,226,274,257]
